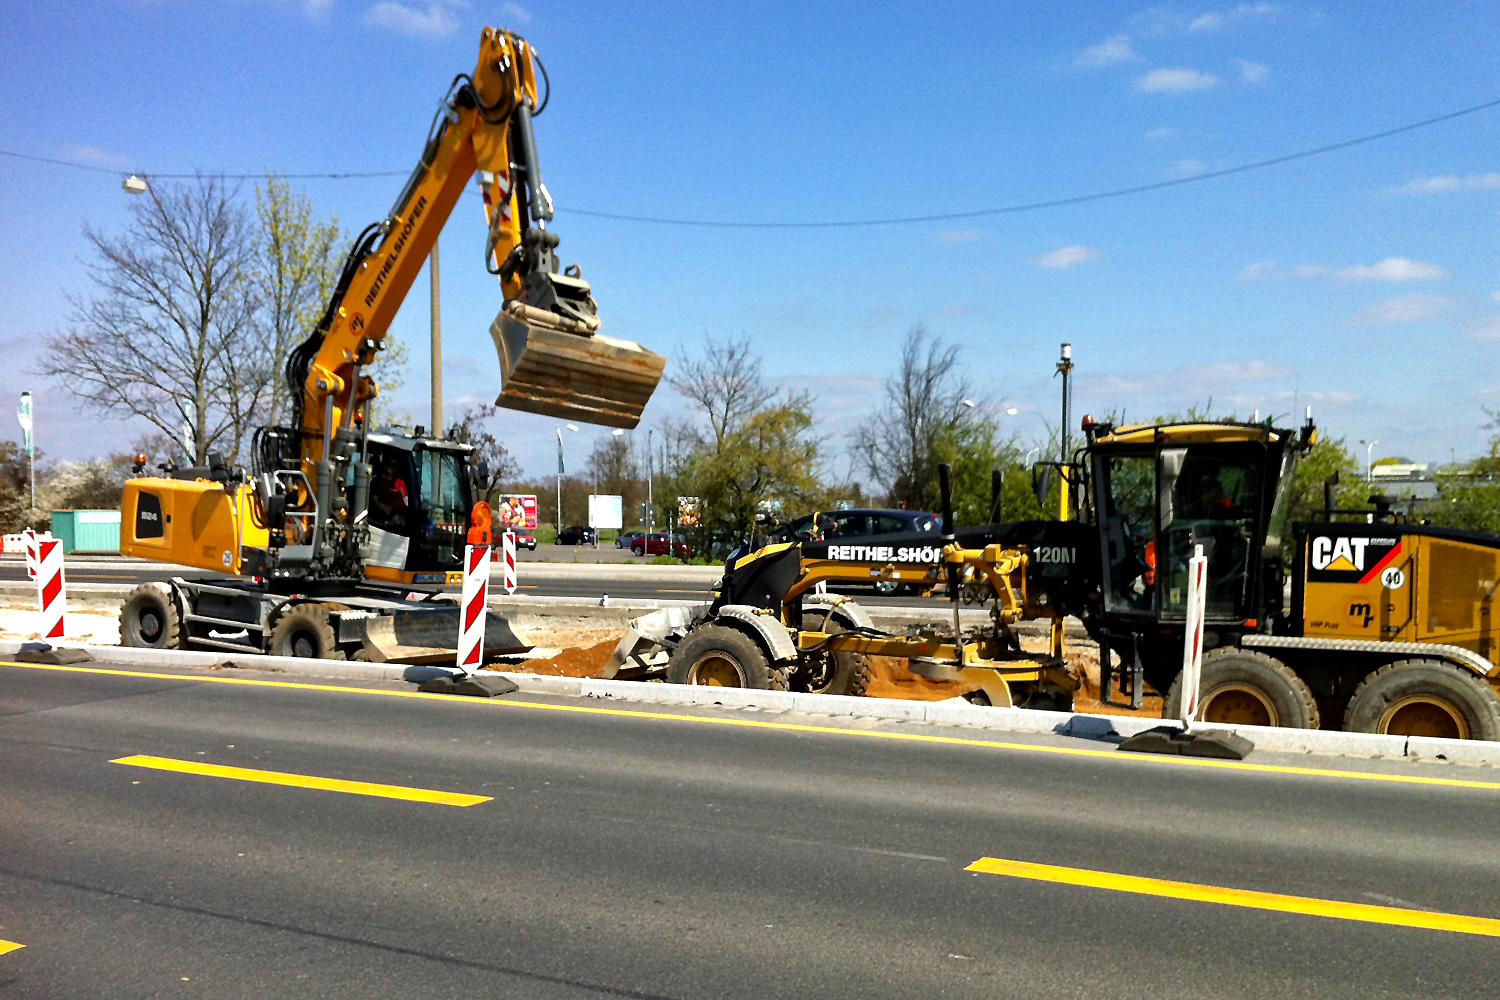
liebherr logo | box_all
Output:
[363,195,428,309]
[1307,534,1402,585]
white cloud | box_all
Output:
[499,1,531,24]
[1188,12,1226,32]
[1492,290,1500,304]
[1335,257,1447,282]
[364,1,460,37]
[1170,158,1205,177]
[1137,68,1220,93]
[1238,260,1275,280]
[936,229,983,243]
[1235,58,1268,84]
[1077,34,1134,67]
[1290,264,1331,277]
[1187,4,1280,32]
[1346,294,1459,326]
[1467,317,1500,342]
[1033,245,1099,269]
[1145,126,1178,142]
[303,0,333,15]
[1388,173,1500,195]
[1090,360,1293,398]
[50,143,133,168]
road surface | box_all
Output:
[2,656,1497,998]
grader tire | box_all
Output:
[1343,659,1500,742]
[120,584,183,649]
[1165,648,1318,729]
[268,604,346,660]
[667,624,784,690]
[797,616,872,697]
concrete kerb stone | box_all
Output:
[5,638,1498,764]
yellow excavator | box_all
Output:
[116,27,664,661]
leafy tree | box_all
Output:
[445,402,520,498]
[38,175,262,464]
[1284,433,1362,526]
[0,440,39,532]
[1434,414,1500,533]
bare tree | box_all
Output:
[37,175,262,464]
[446,402,520,496]
[669,336,777,452]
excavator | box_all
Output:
[613,414,1500,741]
[116,27,664,662]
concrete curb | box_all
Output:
[8,639,1498,766]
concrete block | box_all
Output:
[1405,735,1500,765]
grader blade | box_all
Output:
[490,301,666,430]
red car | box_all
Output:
[631,532,692,558]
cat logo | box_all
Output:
[1307,534,1402,584]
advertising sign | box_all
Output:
[494,494,538,529]
[589,494,624,530]
[678,496,700,528]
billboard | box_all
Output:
[494,494,538,529]
[589,494,624,530]
[678,496,700,527]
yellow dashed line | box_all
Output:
[967,856,1500,938]
[111,754,490,807]
[6,660,1500,793]
[0,939,23,956]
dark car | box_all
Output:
[556,525,598,545]
[616,530,646,550]
[495,530,537,551]
[631,531,692,558]
[781,508,940,594]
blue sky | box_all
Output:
[2,1,1499,481]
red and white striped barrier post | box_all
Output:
[457,543,490,672]
[1178,543,1209,728]
[813,579,827,595]
[23,527,38,581]
[35,536,66,641]
[501,529,518,595]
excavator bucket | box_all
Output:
[490,302,666,430]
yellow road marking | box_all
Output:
[111,754,491,807]
[6,660,1500,793]
[967,856,1500,938]
[0,939,23,956]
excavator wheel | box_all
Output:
[268,603,346,661]
[120,583,184,649]
[667,624,785,690]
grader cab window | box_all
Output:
[1098,453,1157,614]
[1161,454,1259,618]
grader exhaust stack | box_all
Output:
[490,296,666,430]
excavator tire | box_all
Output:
[1164,648,1318,729]
[268,603,346,661]
[797,618,872,697]
[120,583,183,649]
[667,624,785,690]
[1343,659,1500,742]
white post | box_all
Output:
[35,536,66,641]
[457,544,490,674]
[1179,543,1208,728]
[502,529,517,596]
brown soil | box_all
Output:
[507,638,620,677]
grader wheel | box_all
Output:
[1165,649,1318,729]
[1343,659,1500,742]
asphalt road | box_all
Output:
[0,558,946,609]
[3,658,1499,998]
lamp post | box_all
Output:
[1360,438,1378,482]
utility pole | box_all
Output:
[646,428,654,535]
[1055,343,1074,522]
[429,242,442,437]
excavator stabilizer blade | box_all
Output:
[490,302,666,429]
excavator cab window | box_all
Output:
[369,453,415,532]
[411,448,472,570]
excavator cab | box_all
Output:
[361,434,476,586]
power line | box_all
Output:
[0,149,404,180]
[561,97,1500,228]
[3,95,1497,222]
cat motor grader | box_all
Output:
[116,27,665,662]
[612,414,1500,741]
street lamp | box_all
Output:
[1359,438,1378,482]
[122,174,148,194]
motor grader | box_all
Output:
[116,27,664,663]
[614,415,1500,741]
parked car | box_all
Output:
[556,525,598,545]
[631,531,692,558]
[616,530,646,550]
[496,530,537,551]
[780,508,940,594]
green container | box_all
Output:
[51,509,123,553]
